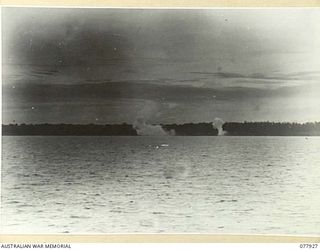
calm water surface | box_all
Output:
[1,136,320,234]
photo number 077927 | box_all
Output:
[300,244,318,248]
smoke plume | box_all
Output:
[212,117,226,136]
[133,117,174,136]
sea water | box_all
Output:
[1,136,320,234]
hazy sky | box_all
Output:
[2,7,320,124]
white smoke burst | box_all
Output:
[212,117,226,136]
[133,117,174,136]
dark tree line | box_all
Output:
[2,123,137,136]
[223,122,320,136]
[2,122,320,136]
[2,123,219,136]
[163,123,218,136]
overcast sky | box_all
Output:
[2,7,320,124]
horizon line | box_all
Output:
[3,121,320,126]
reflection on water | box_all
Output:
[1,136,320,234]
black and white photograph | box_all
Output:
[1,7,320,235]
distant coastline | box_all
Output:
[2,122,320,136]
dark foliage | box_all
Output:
[163,123,218,136]
[2,123,138,136]
[2,122,320,136]
[2,123,218,136]
[223,122,320,136]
